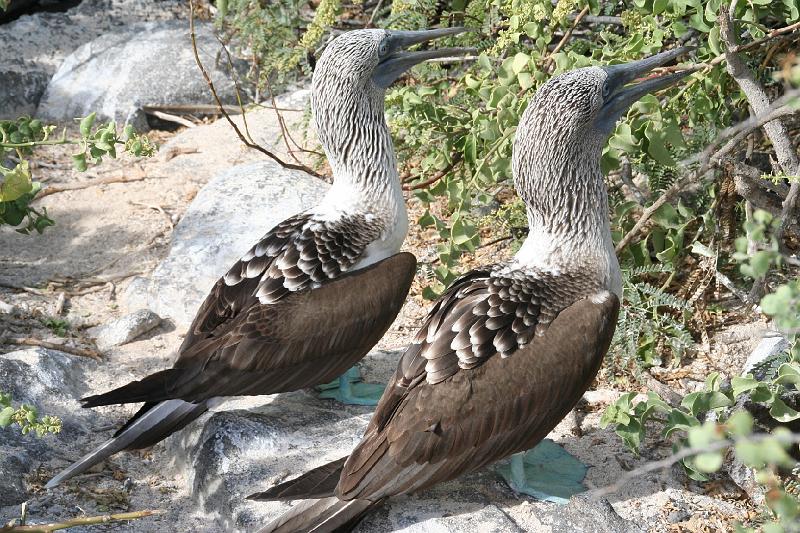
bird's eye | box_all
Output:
[602,84,612,100]
[378,41,389,57]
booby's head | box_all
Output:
[312,28,471,185]
[513,48,690,206]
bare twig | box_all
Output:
[720,4,800,249]
[188,1,322,178]
[543,5,590,71]
[590,432,800,500]
[615,89,800,254]
[144,110,196,129]
[2,337,101,361]
[1,510,160,532]
[402,153,463,191]
[366,0,386,27]
[37,173,154,198]
[129,201,175,231]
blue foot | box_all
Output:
[497,439,588,504]
[317,366,384,406]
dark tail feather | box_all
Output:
[45,399,208,489]
[248,457,347,501]
[81,369,189,407]
[256,497,378,533]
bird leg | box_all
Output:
[497,439,589,504]
[317,365,385,406]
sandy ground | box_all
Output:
[0,106,773,532]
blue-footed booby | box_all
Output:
[249,47,690,531]
[45,27,473,489]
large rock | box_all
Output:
[36,20,246,130]
[87,309,162,350]
[0,0,185,118]
[0,348,97,506]
[125,160,327,328]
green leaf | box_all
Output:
[0,406,14,427]
[464,134,477,166]
[775,363,800,388]
[731,375,760,397]
[511,52,529,75]
[79,112,96,138]
[769,398,800,422]
[727,411,753,436]
[71,153,88,172]
[690,241,716,258]
[0,160,33,202]
[693,451,723,473]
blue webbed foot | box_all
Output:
[317,365,384,406]
[497,439,588,504]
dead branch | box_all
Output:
[402,153,463,191]
[144,109,196,128]
[2,337,101,361]
[188,0,322,179]
[543,5,590,71]
[37,173,153,198]
[720,4,800,250]
[590,431,800,500]
[1,510,160,532]
[615,90,800,254]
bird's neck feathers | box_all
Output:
[512,123,621,297]
[313,84,401,209]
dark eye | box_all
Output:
[378,41,389,57]
[602,84,612,100]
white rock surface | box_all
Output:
[125,160,327,328]
[87,309,162,350]
[0,348,98,506]
[0,0,185,118]
[37,20,247,130]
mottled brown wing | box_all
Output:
[82,252,416,406]
[336,271,619,501]
[179,212,382,351]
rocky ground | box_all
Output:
[0,3,781,532]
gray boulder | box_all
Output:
[125,160,327,328]
[87,309,162,350]
[37,20,247,131]
[0,348,97,506]
[0,0,185,118]
[550,494,643,533]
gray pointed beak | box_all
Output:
[373,27,474,88]
[597,47,692,130]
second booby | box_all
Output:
[250,47,691,531]
[45,27,472,489]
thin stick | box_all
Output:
[590,432,800,500]
[187,0,322,178]
[543,5,590,71]
[37,174,153,198]
[1,510,160,532]
[144,110,196,129]
[2,337,101,361]
[403,153,463,191]
[720,4,800,251]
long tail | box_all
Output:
[45,399,208,488]
[249,457,347,501]
[256,497,378,533]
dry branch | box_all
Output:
[2,337,101,361]
[1,510,160,533]
[37,174,153,198]
[188,0,322,179]
[720,4,800,250]
[590,432,800,500]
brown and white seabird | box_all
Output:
[249,47,691,531]
[45,27,473,489]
